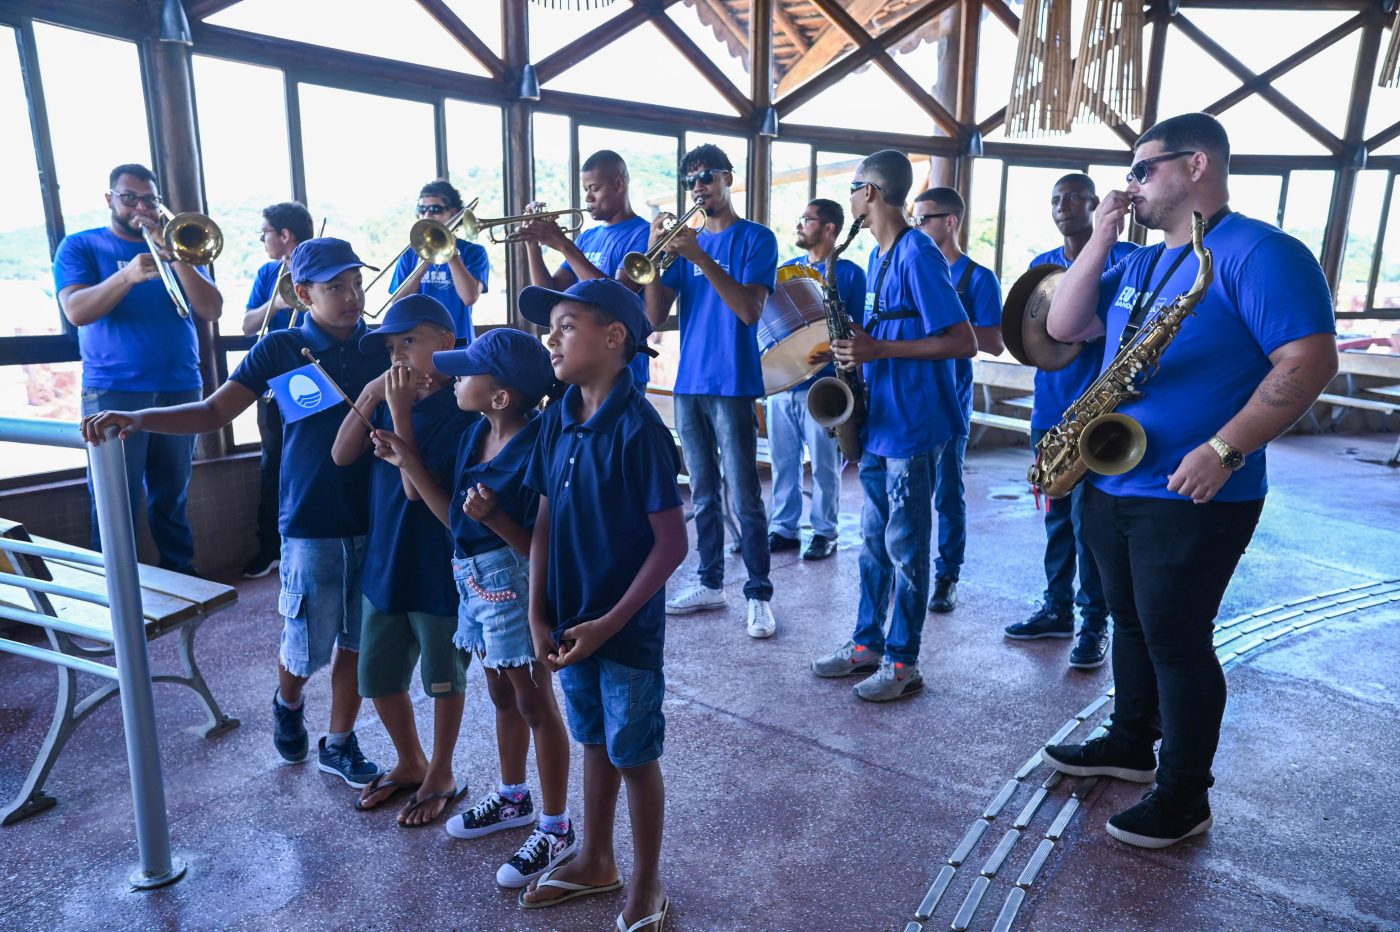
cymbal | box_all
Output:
[1001,263,1081,372]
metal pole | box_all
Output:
[88,427,186,889]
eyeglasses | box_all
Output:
[797,215,821,225]
[682,169,727,190]
[1126,150,1196,185]
[110,190,160,210]
[417,204,450,216]
[912,212,953,226]
[258,229,277,242]
[850,179,884,194]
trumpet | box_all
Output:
[139,205,223,318]
[365,206,473,319]
[256,262,310,339]
[622,201,707,285]
[480,202,587,245]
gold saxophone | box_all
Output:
[1029,210,1214,499]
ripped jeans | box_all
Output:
[851,448,940,665]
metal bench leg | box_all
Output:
[0,661,77,825]
[1389,432,1400,467]
[165,620,240,738]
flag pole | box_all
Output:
[299,348,375,430]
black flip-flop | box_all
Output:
[397,779,468,828]
[354,773,421,812]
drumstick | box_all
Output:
[300,347,374,430]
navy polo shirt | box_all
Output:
[949,255,1004,420]
[388,237,491,342]
[562,217,653,386]
[523,370,682,671]
[246,260,292,335]
[53,227,212,391]
[451,412,542,559]
[362,387,475,615]
[230,316,388,538]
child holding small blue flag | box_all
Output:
[81,237,389,789]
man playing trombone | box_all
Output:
[55,162,223,574]
[387,179,490,342]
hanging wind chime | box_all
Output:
[1005,0,1074,138]
[1067,0,1145,127]
[1379,8,1400,87]
[527,0,619,9]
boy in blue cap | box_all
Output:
[375,327,578,886]
[81,237,388,788]
[512,278,686,932]
[330,294,475,826]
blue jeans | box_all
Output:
[932,434,968,581]
[1031,428,1107,621]
[80,387,200,571]
[764,386,840,539]
[851,448,939,665]
[674,393,772,601]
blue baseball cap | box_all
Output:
[433,328,556,405]
[518,278,659,358]
[290,237,379,284]
[359,294,456,354]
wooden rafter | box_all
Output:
[651,9,753,115]
[189,0,244,19]
[1202,12,1363,118]
[980,0,1020,35]
[535,0,684,85]
[414,0,504,78]
[693,0,749,54]
[775,0,889,97]
[773,4,809,55]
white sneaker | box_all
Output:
[666,583,725,615]
[746,598,776,638]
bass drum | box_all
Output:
[757,264,829,396]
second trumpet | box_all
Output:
[623,201,707,285]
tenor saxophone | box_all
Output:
[806,215,868,463]
[1029,211,1215,499]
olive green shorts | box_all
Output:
[357,598,468,699]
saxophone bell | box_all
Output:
[807,375,855,429]
[1078,412,1148,476]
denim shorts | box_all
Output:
[278,535,366,678]
[558,656,665,769]
[452,546,534,670]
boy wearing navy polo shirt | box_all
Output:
[515,279,686,932]
[911,188,1005,614]
[810,151,977,702]
[329,294,473,826]
[520,149,654,392]
[1003,174,1137,668]
[388,179,490,342]
[82,237,389,788]
[644,142,781,639]
[1044,114,1336,848]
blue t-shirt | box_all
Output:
[1091,213,1334,501]
[388,237,490,343]
[53,227,212,391]
[861,231,969,458]
[778,255,867,392]
[450,413,542,559]
[523,370,682,670]
[246,260,292,335]
[660,218,779,397]
[949,254,1004,420]
[1028,242,1140,429]
[230,316,389,537]
[561,217,653,387]
[361,387,475,616]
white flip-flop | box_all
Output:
[517,866,623,910]
[617,897,669,931]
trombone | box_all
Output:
[139,205,223,318]
[364,205,473,320]
[256,262,311,339]
[621,200,706,285]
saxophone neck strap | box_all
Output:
[1118,206,1230,353]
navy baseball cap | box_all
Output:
[359,294,456,354]
[518,278,659,358]
[433,328,556,405]
[290,237,379,284]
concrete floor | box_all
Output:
[0,431,1397,932]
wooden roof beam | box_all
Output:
[693,0,749,54]
[773,4,809,56]
[1203,12,1363,116]
[775,0,890,97]
[652,9,753,116]
[414,0,504,78]
[189,0,244,19]
[536,0,683,85]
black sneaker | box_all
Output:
[243,551,280,579]
[495,823,579,888]
[1005,605,1074,639]
[768,531,800,552]
[1043,735,1156,782]
[317,733,383,789]
[1107,789,1212,849]
[802,534,836,561]
[446,790,537,840]
[927,577,958,613]
[1068,621,1110,669]
[271,689,308,763]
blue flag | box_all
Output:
[268,363,343,423]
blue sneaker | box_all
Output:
[271,689,308,763]
[317,733,382,789]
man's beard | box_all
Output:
[113,210,145,237]
[1131,188,1185,231]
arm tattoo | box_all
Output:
[1255,364,1307,410]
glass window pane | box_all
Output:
[443,1,502,57]
[1002,165,1076,274]
[576,125,680,222]
[786,60,936,137]
[0,362,87,480]
[34,24,151,236]
[814,150,876,274]
[1375,177,1400,315]
[1229,174,1283,228]
[770,141,813,266]
[967,158,1004,278]
[446,99,506,328]
[532,112,573,218]
[1282,170,1333,262]
[299,85,437,316]
[530,2,630,63]
[225,350,261,446]
[0,27,60,337]
[1337,170,1387,314]
[193,56,292,337]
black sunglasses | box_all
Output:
[850,179,884,194]
[682,169,728,189]
[1126,150,1196,184]
[913,212,953,226]
[417,203,450,215]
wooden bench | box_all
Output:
[1312,352,1400,465]
[0,520,239,825]
[971,359,1035,444]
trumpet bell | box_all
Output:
[1078,412,1147,476]
[622,251,659,285]
[807,375,854,429]
[164,211,223,265]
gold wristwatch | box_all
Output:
[1208,435,1245,471]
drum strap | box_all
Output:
[866,227,917,327]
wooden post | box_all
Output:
[955,0,980,249]
[749,0,772,225]
[503,0,533,329]
[928,2,963,192]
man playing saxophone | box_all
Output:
[1042,113,1337,849]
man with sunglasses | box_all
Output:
[644,143,780,639]
[1044,113,1337,848]
[910,187,1005,615]
[387,179,489,343]
[810,151,976,702]
[54,162,223,574]
[1003,174,1137,667]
